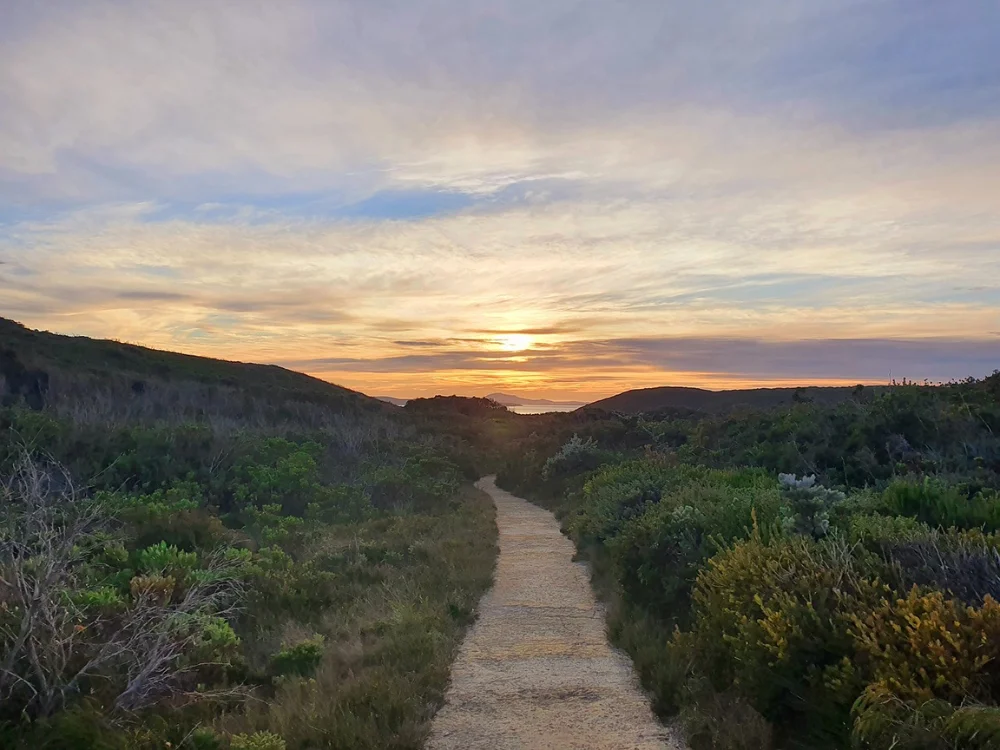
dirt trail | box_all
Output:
[428,476,683,750]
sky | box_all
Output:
[1,1,999,400]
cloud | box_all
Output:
[277,334,1000,400]
[2,1,999,205]
[1,2,999,397]
[115,290,191,302]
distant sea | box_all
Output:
[507,404,583,415]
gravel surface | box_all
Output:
[427,476,685,750]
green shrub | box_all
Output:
[71,586,126,612]
[686,534,887,745]
[883,479,1000,531]
[244,547,337,625]
[229,731,286,750]
[778,473,845,539]
[244,504,306,549]
[569,461,705,544]
[542,434,614,481]
[234,439,326,516]
[189,727,225,750]
[136,541,199,580]
[851,684,1000,749]
[608,474,784,621]
[305,484,372,524]
[847,513,932,547]
[679,687,774,750]
[270,636,325,678]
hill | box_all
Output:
[0,316,387,427]
[587,383,881,414]
[486,391,585,407]
[0,317,499,749]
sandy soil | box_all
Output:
[427,476,684,750]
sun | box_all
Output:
[495,334,534,352]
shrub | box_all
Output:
[887,531,1000,606]
[542,434,611,481]
[852,683,1000,749]
[851,589,1000,705]
[305,484,372,524]
[229,731,286,750]
[687,534,887,744]
[270,636,325,678]
[136,541,199,581]
[608,473,784,621]
[234,439,327,516]
[244,547,337,625]
[244,504,306,550]
[847,513,932,547]
[778,473,845,539]
[189,727,225,750]
[679,687,775,750]
[883,479,1000,531]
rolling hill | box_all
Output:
[485,392,585,407]
[0,316,388,423]
[586,384,880,415]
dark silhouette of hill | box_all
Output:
[587,384,883,415]
[486,392,585,407]
[0,316,387,421]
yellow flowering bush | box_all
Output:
[852,589,1000,705]
[687,533,887,734]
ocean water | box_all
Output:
[507,404,583,415]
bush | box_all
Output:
[778,473,845,539]
[542,434,613,481]
[852,589,1000,706]
[883,479,1000,531]
[230,732,286,750]
[686,534,887,745]
[608,470,784,621]
[852,683,1000,749]
[270,636,325,678]
[887,531,1000,606]
[679,688,774,750]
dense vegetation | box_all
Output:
[498,374,1000,749]
[8,314,1000,750]
[0,320,501,750]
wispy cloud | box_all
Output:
[1,1,998,397]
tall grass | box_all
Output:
[220,484,497,749]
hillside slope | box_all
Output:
[0,316,389,425]
[587,384,880,415]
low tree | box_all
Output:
[0,453,246,719]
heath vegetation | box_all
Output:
[498,372,1000,749]
[6,314,1000,750]
[0,320,499,750]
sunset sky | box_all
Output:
[2,1,999,400]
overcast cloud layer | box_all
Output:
[2,1,998,398]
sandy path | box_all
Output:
[427,476,683,750]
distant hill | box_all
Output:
[375,396,408,406]
[0,316,387,424]
[587,384,882,415]
[486,392,585,407]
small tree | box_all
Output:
[542,435,607,481]
[778,473,845,539]
[0,454,246,718]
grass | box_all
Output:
[218,484,497,749]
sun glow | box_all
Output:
[494,334,534,352]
